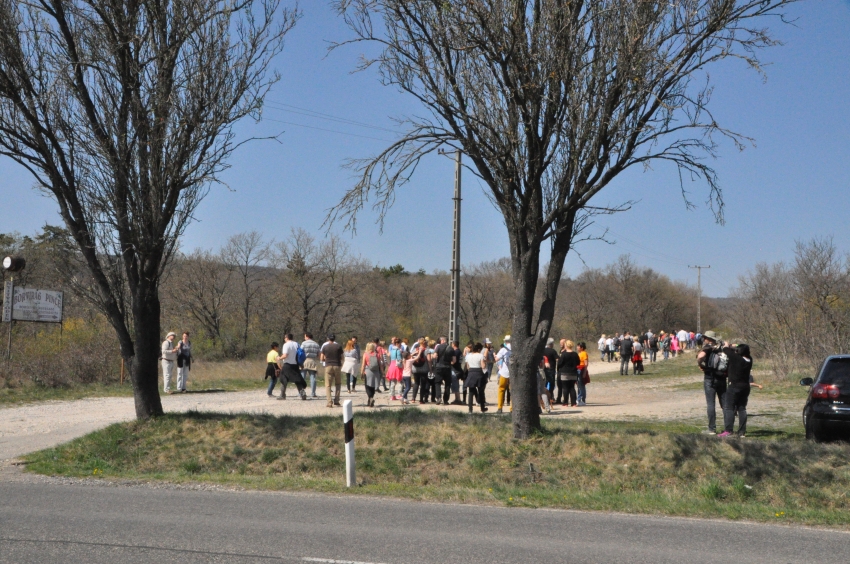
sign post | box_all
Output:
[3,279,12,360]
[343,400,356,487]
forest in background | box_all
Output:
[8,227,849,387]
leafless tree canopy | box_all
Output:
[0,0,297,417]
[731,238,850,376]
[329,0,793,437]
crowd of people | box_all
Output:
[160,326,758,437]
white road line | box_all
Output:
[302,558,386,564]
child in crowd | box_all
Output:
[401,351,413,405]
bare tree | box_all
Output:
[221,231,273,356]
[329,0,793,437]
[168,249,233,349]
[0,0,297,417]
[275,228,367,337]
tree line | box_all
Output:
[1,226,717,368]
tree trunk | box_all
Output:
[130,282,164,419]
[509,248,543,439]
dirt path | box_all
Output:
[0,356,792,462]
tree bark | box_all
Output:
[129,280,164,419]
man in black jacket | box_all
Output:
[619,333,634,376]
[433,337,454,405]
[720,343,752,437]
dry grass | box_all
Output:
[0,360,264,406]
[25,410,850,527]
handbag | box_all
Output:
[582,369,590,385]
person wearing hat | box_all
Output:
[494,335,512,413]
[161,332,180,394]
[697,330,727,434]
[482,338,495,405]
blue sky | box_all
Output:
[1,0,848,298]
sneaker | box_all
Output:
[451,400,465,405]
[702,430,716,435]
[277,396,286,400]
[718,431,732,438]
[311,394,318,398]
[481,407,488,413]
[267,393,274,398]
[496,408,503,414]
[577,401,586,406]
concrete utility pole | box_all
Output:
[689,265,710,333]
[449,150,462,344]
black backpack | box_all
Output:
[436,343,454,367]
[649,336,658,349]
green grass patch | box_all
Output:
[24,409,850,527]
[0,360,264,406]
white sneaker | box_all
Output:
[577,401,586,406]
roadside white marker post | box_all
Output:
[343,400,355,487]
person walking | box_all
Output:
[619,332,634,376]
[719,343,753,437]
[265,342,281,397]
[463,343,489,413]
[495,336,512,413]
[410,337,430,403]
[320,334,343,408]
[301,332,321,398]
[280,333,307,400]
[670,333,679,357]
[660,331,671,360]
[482,338,495,406]
[433,337,455,405]
[648,332,659,363]
[543,338,558,402]
[361,342,384,407]
[576,342,589,406]
[598,334,607,362]
[386,337,404,399]
[161,331,179,394]
[342,339,359,393]
[557,340,580,407]
[375,338,389,392]
[606,334,616,362]
[697,330,727,434]
[176,332,192,393]
[401,350,413,405]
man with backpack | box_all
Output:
[697,330,727,434]
[648,331,659,363]
[434,337,455,405]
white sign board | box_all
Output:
[1,281,11,323]
[9,287,63,323]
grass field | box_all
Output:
[0,360,263,406]
[24,409,850,527]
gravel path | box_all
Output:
[0,355,758,462]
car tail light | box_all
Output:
[812,383,840,399]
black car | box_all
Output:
[800,355,850,441]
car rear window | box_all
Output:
[819,358,850,387]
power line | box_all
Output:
[261,116,393,142]
[264,101,401,134]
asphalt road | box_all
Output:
[1,482,848,563]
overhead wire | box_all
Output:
[264,101,401,134]
[261,116,394,142]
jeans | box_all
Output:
[576,371,587,403]
[704,377,728,432]
[266,375,279,396]
[177,364,189,391]
[412,372,424,401]
[346,372,357,391]
[620,355,630,375]
[649,350,657,363]
[558,379,577,405]
[402,376,412,400]
[607,350,615,362]
[600,351,606,361]
[467,384,485,412]
[303,369,317,396]
[544,368,556,393]
[436,367,452,403]
[662,349,669,360]
[724,386,750,434]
